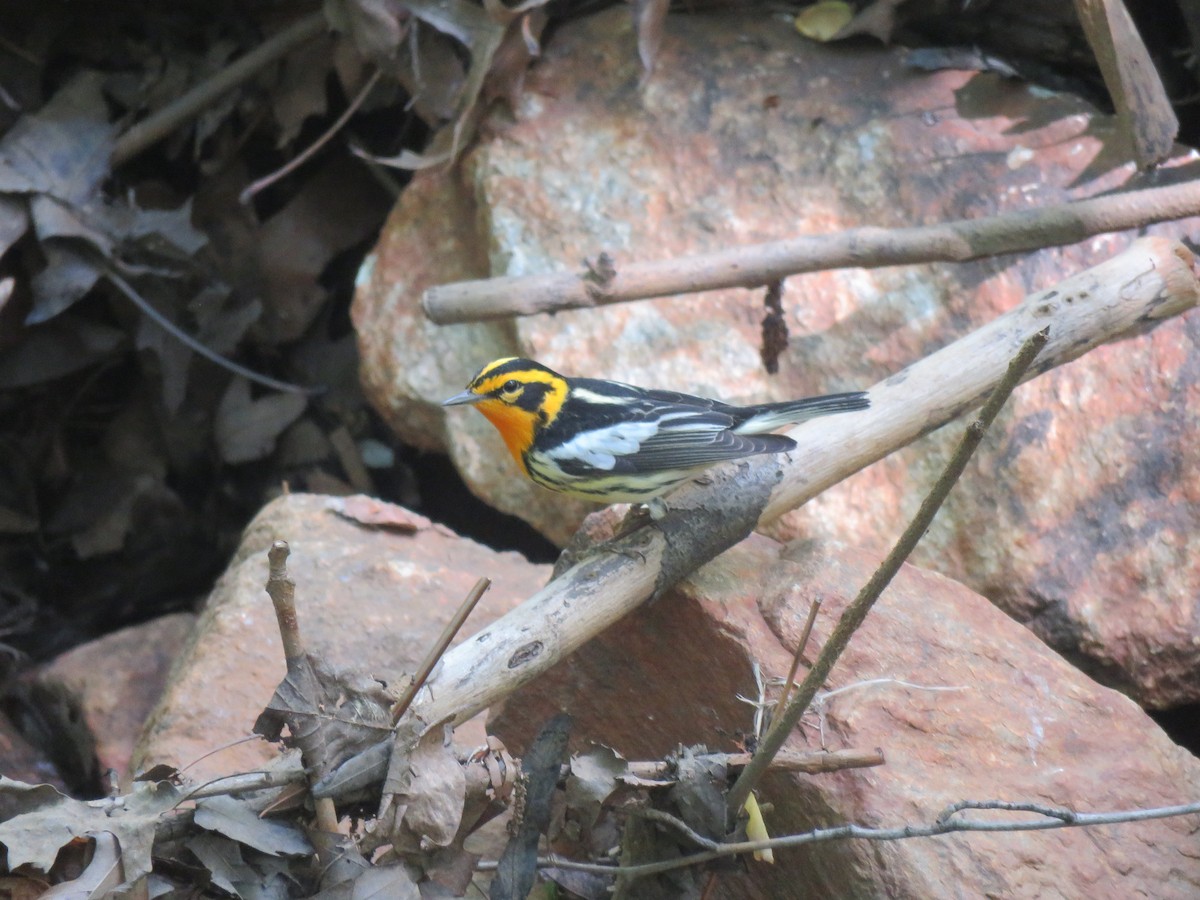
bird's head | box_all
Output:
[442,358,569,463]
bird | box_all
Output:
[442,357,869,504]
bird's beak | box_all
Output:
[442,390,483,407]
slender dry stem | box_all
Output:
[390,577,492,721]
[771,598,820,726]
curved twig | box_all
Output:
[105,268,317,395]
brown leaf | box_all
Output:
[0,71,114,204]
[834,0,906,43]
[666,747,727,842]
[273,34,337,148]
[185,833,253,895]
[493,713,571,900]
[254,157,392,343]
[385,726,467,849]
[254,652,395,783]
[308,861,421,899]
[0,315,123,388]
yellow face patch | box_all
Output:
[461,361,569,472]
[469,367,567,426]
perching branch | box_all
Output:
[316,238,1199,796]
[725,330,1046,816]
[421,181,1200,324]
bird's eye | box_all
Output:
[502,380,521,393]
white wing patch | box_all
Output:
[569,387,632,405]
[546,420,662,470]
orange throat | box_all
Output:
[475,401,534,474]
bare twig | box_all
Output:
[185,767,307,801]
[478,799,1200,879]
[624,748,884,781]
[631,808,720,850]
[725,330,1048,816]
[421,181,1200,324]
[112,13,327,166]
[771,598,820,726]
[240,67,384,204]
[262,542,338,836]
[105,269,316,395]
[390,577,491,722]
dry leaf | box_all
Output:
[385,726,467,849]
[833,0,907,43]
[41,832,124,897]
[192,796,314,857]
[0,776,180,888]
[565,745,626,831]
[215,377,308,464]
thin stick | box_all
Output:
[771,598,820,726]
[725,329,1049,816]
[240,68,384,204]
[478,799,1200,879]
[390,577,492,721]
[112,13,327,166]
[105,269,316,395]
[624,748,884,781]
[421,181,1200,324]
[263,541,339,835]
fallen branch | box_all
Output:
[317,237,1198,794]
[421,181,1200,324]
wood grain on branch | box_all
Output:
[421,182,1200,324]
[395,237,1197,738]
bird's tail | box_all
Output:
[736,391,870,433]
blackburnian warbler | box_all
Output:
[442,358,869,503]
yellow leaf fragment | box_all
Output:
[743,792,775,864]
[794,1,854,42]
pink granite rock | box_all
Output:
[133,494,550,783]
[490,536,1200,898]
[35,612,194,786]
